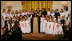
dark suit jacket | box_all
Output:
[55,12,60,19]
[42,11,47,16]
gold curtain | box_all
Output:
[22,1,53,11]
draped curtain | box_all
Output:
[22,1,53,11]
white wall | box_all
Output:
[52,1,71,12]
[1,1,22,14]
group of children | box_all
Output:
[1,8,70,35]
[40,15,64,35]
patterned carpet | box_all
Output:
[22,33,58,40]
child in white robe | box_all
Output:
[24,15,31,33]
[1,9,7,27]
[23,18,27,33]
[7,10,11,19]
[51,10,55,17]
[45,20,51,34]
[43,18,47,33]
[64,11,69,25]
[47,8,51,16]
[25,19,31,33]
[54,20,58,35]
[53,15,56,21]
[19,18,25,33]
[58,21,64,35]
[11,20,15,27]
[10,10,15,18]
[40,15,45,32]
[60,12,65,17]
[60,9,65,17]
[12,16,16,21]
[18,10,22,17]
[22,10,27,16]
[49,15,52,22]
[58,16,61,23]
[49,19,54,34]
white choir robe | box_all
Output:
[26,12,30,15]
[25,20,31,33]
[12,23,14,27]
[51,13,54,17]
[8,24,10,31]
[54,23,58,35]
[12,19,16,21]
[64,11,69,25]
[65,17,70,25]
[47,11,50,15]
[58,18,61,23]
[53,18,56,21]
[40,17,44,32]
[22,12,27,16]
[10,14,15,18]
[18,13,22,17]
[60,12,65,17]
[45,22,50,34]
[49,22,54,34]
[15,14,18,17]
[65,11,69,18]
[43,20,47,33]
[7,13,11,19]
[1,13,7,27]
[20,21,26,33]
[58,24,64,34]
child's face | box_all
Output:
[4,9,6,13]
[46,15,48,17]
[51,19,53,22]
[58,16,60,19]
[13,16,15,19]
[55,20,57,23]
[7,21,9,24]
[42,15,44,17]
[12,10,14,14]
[21,19,22,21]
[49,16,51,18]
[20,16,22,18]
[7,17,9,19]
[61,16,64,19]
[53,15,55,18]
[27,15,29,18]
[59,21,61,24]
[47,20,49,22]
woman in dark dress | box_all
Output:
[12,19,22,40]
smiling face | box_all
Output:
[42,14,44,17]
[3,9,6,13]
[58,16,60,19]
[11,10,14,14]
[15,10,18,14]
[7,21,9,24]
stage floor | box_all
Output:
[22,33,59,40]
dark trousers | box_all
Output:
[2,31,12,40]
[31,18,33,33]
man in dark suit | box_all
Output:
[42,8,47,16]
[55,9,60,19]
[38,13,41,33]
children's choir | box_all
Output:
[1,8,71,40]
